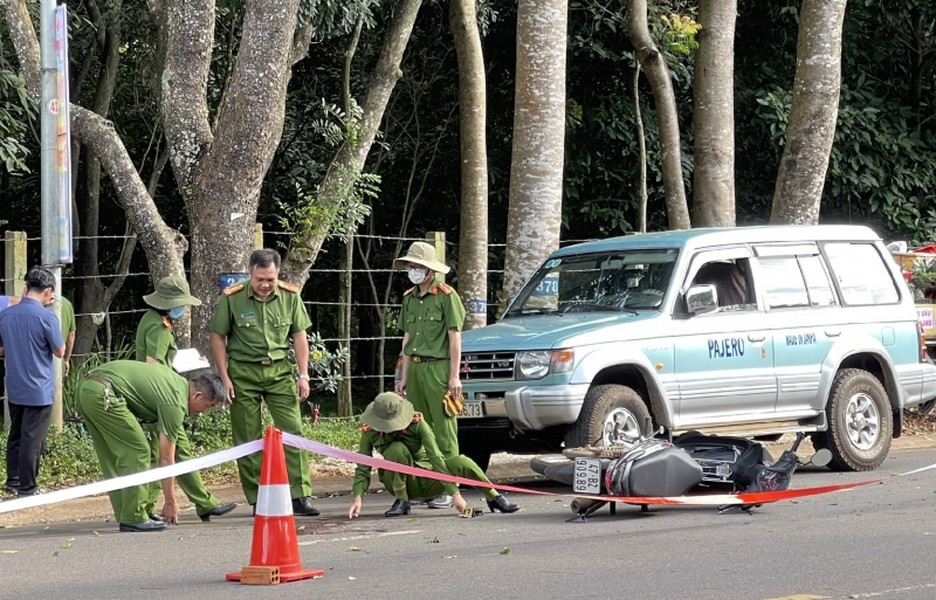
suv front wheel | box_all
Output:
[564,384,651,448]
[812,368,892,471]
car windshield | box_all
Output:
[505,249,679,317]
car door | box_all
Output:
[753,244,838,414]
[672,247,777,425]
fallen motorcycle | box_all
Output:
[529,427,831,522]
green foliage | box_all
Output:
[276,100,377,247]
[307,331,351,393]
[659,13,701,57]
[0,68,36,175]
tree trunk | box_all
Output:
[502,0,568,304]
[692,0,737,227]
[450,0,489,330]
[771,0,847,225]
[163,0,301,349]
[280,0,423,286]
[626,0,691,231]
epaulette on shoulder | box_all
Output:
[436,282,455,295]
[403,286,418,297]
[223,283,245,296]
[411,412,424,423]
[277,280,300,294]
[360,423,373,433]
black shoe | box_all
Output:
[487,495,520,513]
[199,501,237,522]
[292,496,320,517]
[384,499,411,517]
[148,513,165,523]
[16,488,41,497]
[119,520,167,533]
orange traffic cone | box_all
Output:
[226,427,325,585]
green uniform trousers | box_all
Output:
[228,359,312,504]
[142,425,221,517]
[76,380,150,524]
[380,441,497,502]
[407,360,459,458]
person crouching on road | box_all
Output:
[76,361,228,532]
[348,392,520,519]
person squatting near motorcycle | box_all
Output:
[348,392,519,519]
[393,241,466,510]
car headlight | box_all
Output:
[516,349,574,380]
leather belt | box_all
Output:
[87,374,113,389]
[410,355,443,364]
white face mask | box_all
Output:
[408,267,429,285]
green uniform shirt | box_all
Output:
[211,281,311,362]
[351,417,457,497]
[134,309,177,366]
[89,360,189,444]
[400,283,466,359]
[59,296,76,341]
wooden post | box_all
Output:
[253,223,264,250]
[426,232,446,281]
[3,231,27,431]
[337,234,353,418]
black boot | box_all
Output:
[486,495,520,513]
[292,496,321,517]
[384,499,411,517]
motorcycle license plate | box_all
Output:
[459,402,483,418]
[573,457,601,495]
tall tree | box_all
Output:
[626,0,690,230]
[502,0,568,303]
[771,0,847,224]
[450,0,488,330]
[692,0,736,227]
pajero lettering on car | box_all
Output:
[456,225,936,473]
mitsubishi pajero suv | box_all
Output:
[457,225,936,472]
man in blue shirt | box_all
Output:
[0,267,65,497]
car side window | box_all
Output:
[690,258,755,311]
[758,255,836,309]
[824,242,900,305]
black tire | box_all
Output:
[564,384,651,448]
[811,368,892,472]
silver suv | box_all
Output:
[457,225,936,471]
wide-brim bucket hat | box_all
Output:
[393,241,450,274]
[143,276,202,310]
[361,392,416,432]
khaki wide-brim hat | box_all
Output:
[393,241,450,274]
[143,276,202,310]
[360,392,416,433]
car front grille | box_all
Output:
[461,352,516,381]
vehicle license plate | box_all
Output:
[573,457,601,495]
[459,401,483,418]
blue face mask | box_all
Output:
[168,306,186,320]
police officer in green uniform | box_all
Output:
[210,248,319,516]
[57,296,76,376]
[135,275,236,522]
[348,392,519,518]
[393,241,466,509]
[75,361,227,532]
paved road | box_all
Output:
[2,446,936,600]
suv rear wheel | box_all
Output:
[564,384,650,448]
[812,368,892,471]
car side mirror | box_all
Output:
[686,284,718,315]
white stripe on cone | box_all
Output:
[256,483,292,517]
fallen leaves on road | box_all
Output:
[500,547,511,555]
